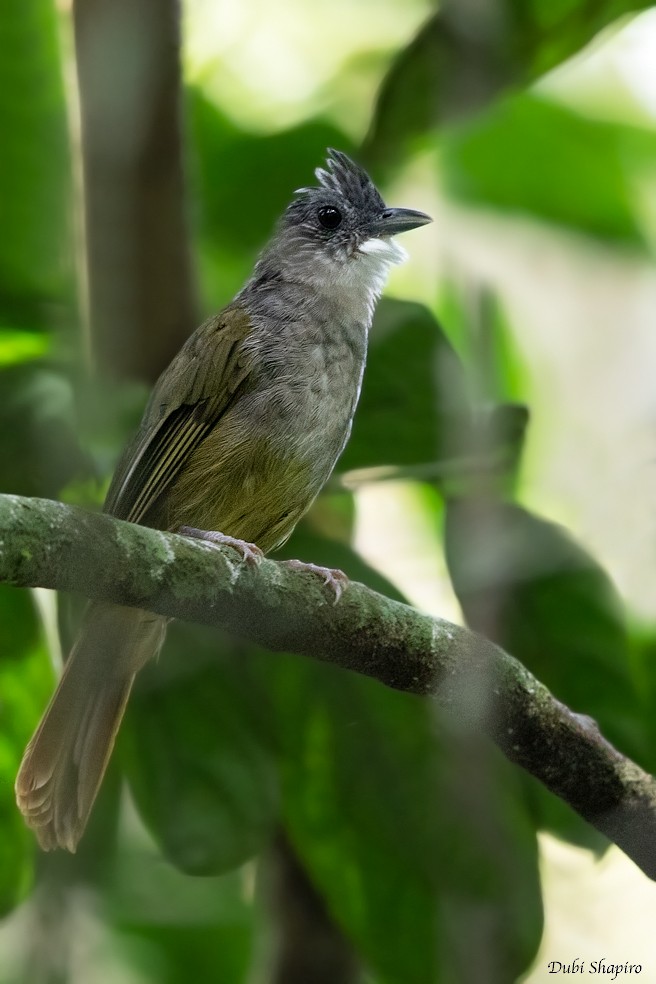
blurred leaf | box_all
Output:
[363,1,654,170]
[442,94,651,248]
[339,298,471,474]
[0,1,79,512]
[67,374,151,499]
[0,589,53,916]
[0,363,89,498]
[434,286,532,493]
[437,284,528,404]
[117,920,253,984]
[111,850,254,984]
[444,498,639,749]
[471,403,529,475]
[124,523,543,979]
[0,585,42,662]
[363,8,504,170]
[0,805,32,920]
[124,621,279,876]
[444,497,644,843]
[0,0,71,320]
[278,510,408,603]
[514,0,653,78]
[0,329,49,366]
[186,89,354,308]
[629,632,656,778]
[273,658,542,984]
[300,488,357,547]
[267,531,542,981]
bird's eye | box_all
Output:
[318,206,342,230]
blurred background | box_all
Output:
[1,0,656,981]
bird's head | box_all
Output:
[260,150,431,303]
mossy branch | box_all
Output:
[1,492,655,879]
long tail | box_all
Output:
[15,603,166,853]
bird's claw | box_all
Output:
[281,559,348,604]
[179,526,264,567]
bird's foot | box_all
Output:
[280,559,348,604]
[179,526,263,567]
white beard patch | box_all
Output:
[323,235,408,324]
[288,234,409,327]
[358,236,407,266]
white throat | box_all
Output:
[358,235,408,266]
[331,236,407,325]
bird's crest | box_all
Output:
[296,149,384,212]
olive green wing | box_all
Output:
[104,305,255,525]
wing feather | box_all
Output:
[104,305,255,524]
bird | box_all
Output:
[15,149,431,852]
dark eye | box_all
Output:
[318,206,342,230]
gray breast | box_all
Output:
[245,307,368,481]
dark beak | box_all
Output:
[370,207,432,237]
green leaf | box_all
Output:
[0,588,53,916]
[363,1,655,170]
[272,658,542,983]
[123,526,541,980]
[339,298,471,474]
[434,286,532,494]
[186,89,354,308]
[444,496,644,845]
[0,0,79,511]
[110,849,255,984]
[0,806,32,920]
[0,363,89,499]
[124,621,279,876]
[263,529,542,982]
[628,632,656,778]
[0,584,43,663]
[436,284,528,405]
[0,329,49,366]
[441,94,651,248]
[0,0,71,319]
[445,498,639,750]
[515,0,653,78]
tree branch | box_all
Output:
[2,493,655,880]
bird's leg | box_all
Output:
[179,526,263,567]
[179,527,347,601]
[280,559,348,604]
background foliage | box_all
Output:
[1,0,656,981]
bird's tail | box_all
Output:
[15,602,166,852]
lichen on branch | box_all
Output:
[1,492,655,879]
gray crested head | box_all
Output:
[306,149,387,226]
[249,150,431,312]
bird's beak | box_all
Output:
[370,207,432,237]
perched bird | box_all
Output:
[16,149,431,852]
